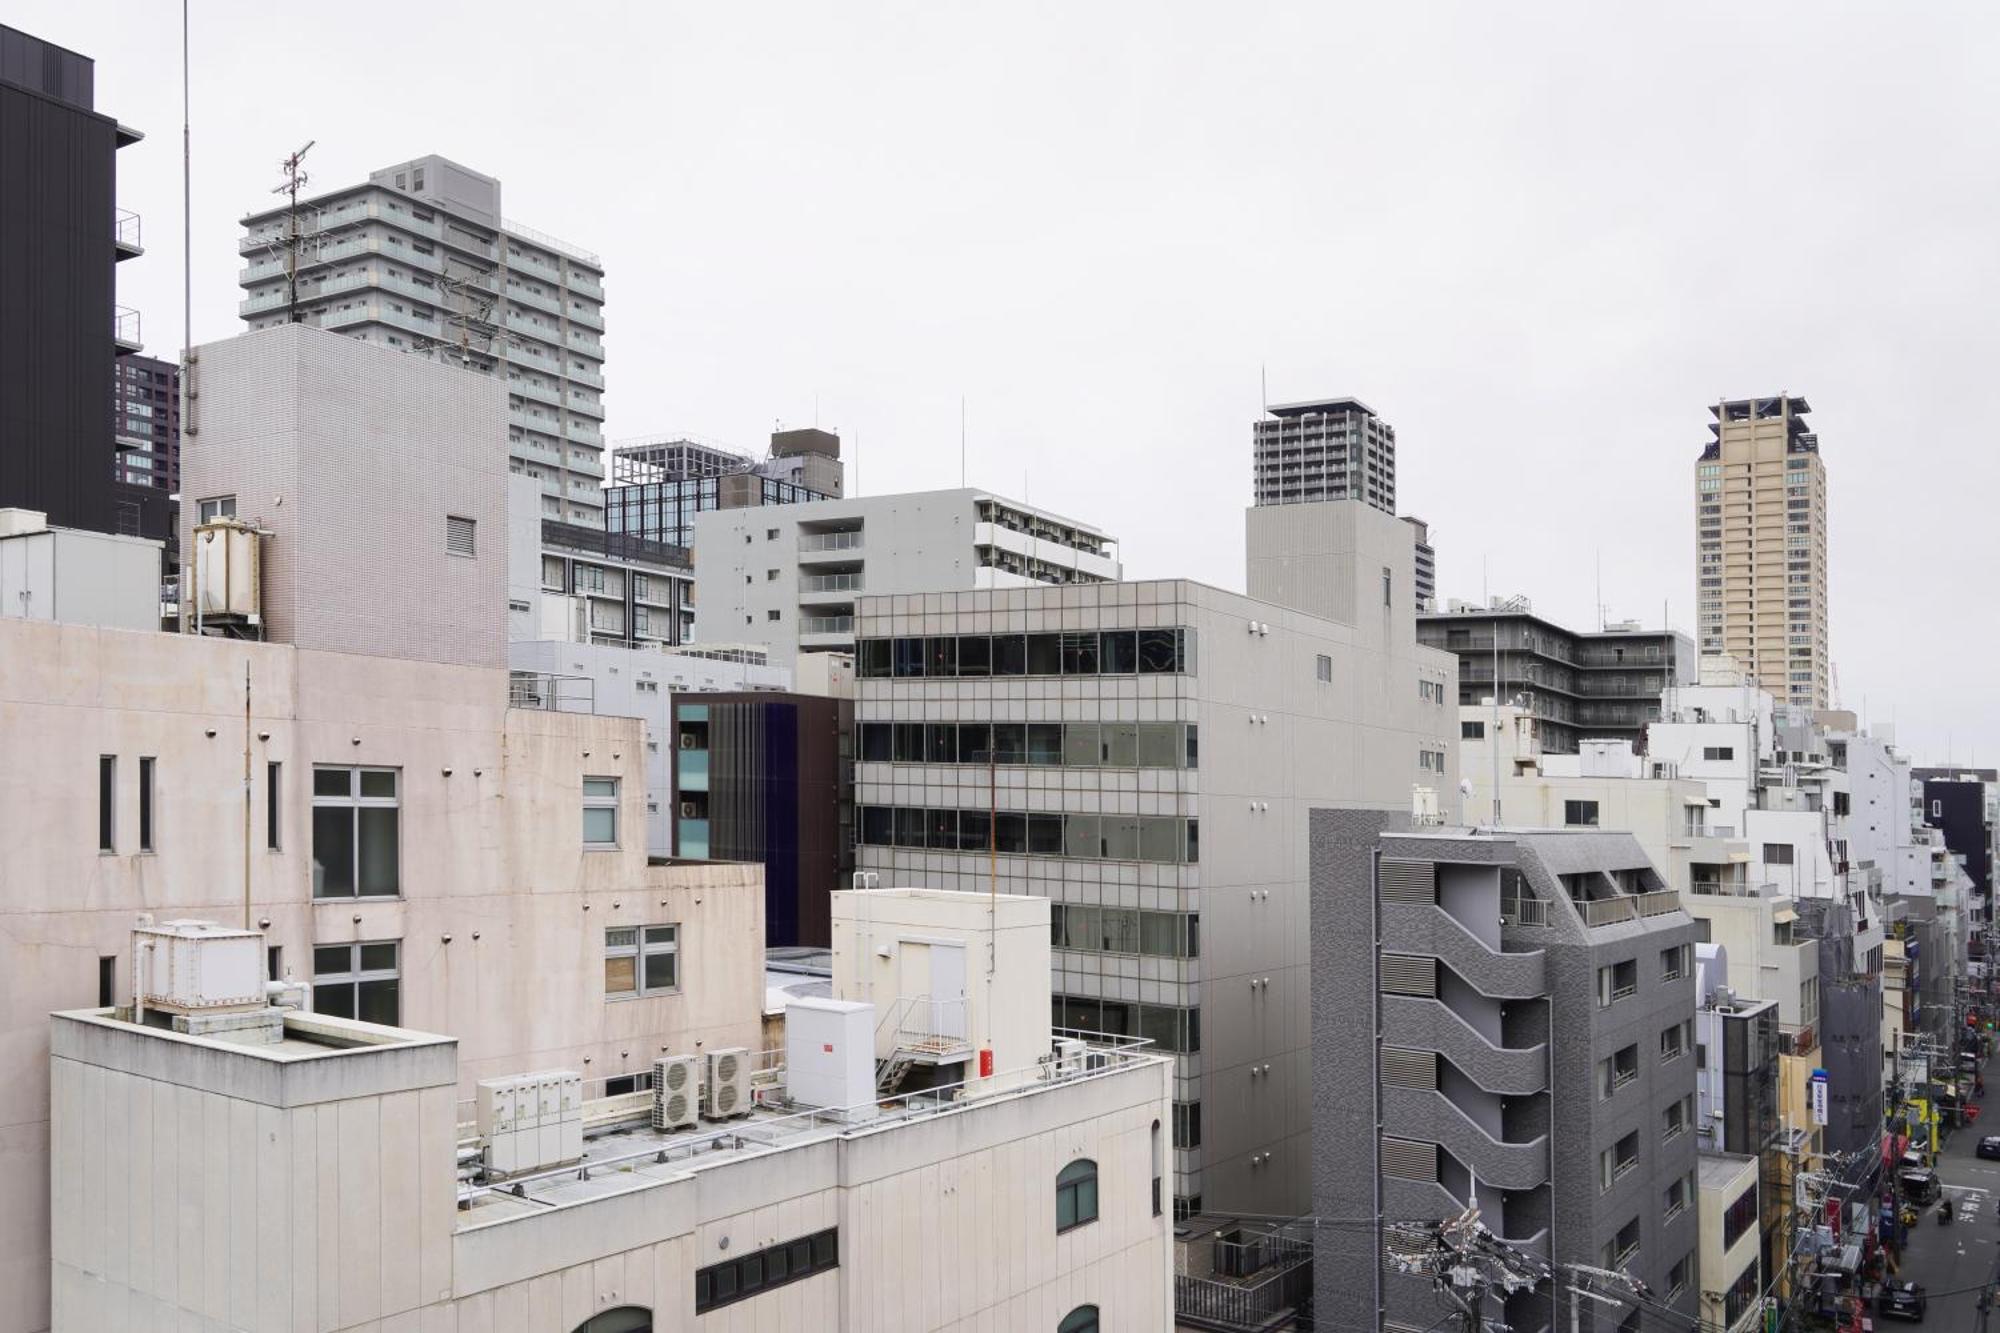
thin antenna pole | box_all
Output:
[242,660,253,930]
[181,0,191,360]
[960,397,966,488]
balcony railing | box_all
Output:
[1577,897,1637,927]
[1637,890,1682,918]
[507,672,594,713]
[115,208,143,251]
[801,614,854,635]
[1501,897,1549,927]
[113,306,141,350]
[801,572,864,593]
[1174,1219,1314,1333]
[799,530,863,553]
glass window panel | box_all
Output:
[765,1244,789,1283]
[1138,1004,1180,1052]
[313,768,351,798]
[1137,723,1179,768]
[892,638,926,677]
[1102,723,1138,767]
[812,1230,838,1269]
[860,723,891,762]
[1140,817,1180,862]
[359,770,397,799]
[925,637,956,677]
[312,807,355,897]
[713,1264,738,1301]
[1064,814,1100,858]
[994,812,1027,854]
[991,634,1026,676]
[1102,908,1140,954]
[358,942,397,971]
[314,945,351,975]
[1026,723,1063,765]
[358,807,400,892]
[1078,1177,1098,1224]
[1028,813,1064,854]
[1062,724,1101,767]
[790,1240,812,1275]
[1025,633,1060,675]
[958,723,991,764]
[990,723,1025,764]
[956,635,990,676]
[895,808,927,848]
[582,806,617,845]
[1057,1189,1077,1231]
[926,724,956,763]
[893,723,924,762]
[926,808,958,848]
[1102,815,1141,860]
[740,1253,763,1293]
[858,639,889,678]
[860,806,892,845]
[644,951,678,991]
[605,955,637,994]
[1185,819,1199,863]
[1186,724,1199,769]
[959,809,990,852]
[315,984,355,1020]
[1140,911,1179,957]
[1069,906,1100,951]
[1138,629,1178,673]
[1060,631,1100,675]
[581,777,617,799]
[357,978,399,1027]
[1103,631,1138,674]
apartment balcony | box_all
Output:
[1380,995,1548,1096]
[798,529,864,561]
[509,377,563,409]
[1381,1087,1548,1191]
[1382,904,1546,999]
[114,208,143,261]
[799,614,855,644]
[1173,1217,1313,1333]
[112,306,142,355]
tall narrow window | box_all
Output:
[98,756,116,851]
[1152,1119,1164,1217]
[267,944,283,984]
[583,777,620,848]
[1056,1158,1099,1233]
[137,756,156,851]
[266,762,282,850]
[98,956,115,1008]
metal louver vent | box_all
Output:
[1380,953,1438,997]
[446,514,476,557]
[1382,1047,1439,1091]
[1380,1136,1437,1182]
[1379,858,1438,906]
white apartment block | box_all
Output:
[850,501,1459,1218]
[1250,396,1396,512]
[692,488,1120,667]
[180,323,509,669]
[0,614,763,1333]
[237,155,608,526]
[46,884,1173,1332]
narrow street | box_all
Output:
[1886,1095,2000,1325]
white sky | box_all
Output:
[25,2,2000,764]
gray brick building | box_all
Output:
[1310,812,1701,1333]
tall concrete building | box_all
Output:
[852,500,1460,1217]
[1402,514,1436,610]
[1697,395,1829,708]
[1309,815,1700,1333]
[237,154,608,526]
[1251,396,1396,511]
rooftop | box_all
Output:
[1698,1151,1760,1191]
[1264,397,1380,419]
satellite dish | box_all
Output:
[1459,779,1475,798]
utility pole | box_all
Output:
[1386,1204,1549,1333]
[273,140,315,323]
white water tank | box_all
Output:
[192,520,261,621]
[784,997,876,1117]
[132,920,265,1013]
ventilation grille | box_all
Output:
[446,514,476,557]
[1380,954,1438,998]
[1382,1047,1439,1091]
[1381,1136,1437,1182]
[1380,858,1438,906]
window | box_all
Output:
[137,756,156,851]
[313,941,400,1025]
[1152,1120,1163,1217]
[1461,720,1485,740]
[266,762,282,850]
[1663,1093,1692,1139]
[196,495,236,523]
[1565,800,1600,827]
[1598,959,1638,1006]
[1603,1216,1640,1269]
[1056,1158,1099,1232]
[1382,566,1392,606]
[98,755,116,851]
[1722,1183,1757,1246]
[1664,1170,1693,1221]
[1660,1021,1690,1062]
[1666,1253,1692,1300]
[604,924,679,997]
[1058,1309,1100,1333]
[267,945,282,985]
[311,767,400,898]
[1315,654,1332,683]
[1763,843,1794,865]
[1173,1100,1202,1148]
[766,528,779,540]
[1599,1043,1639,1098]
[445,515,476,557]
[766,609,781,622]
[694,1227,838,1314]
[1660,944,1688,981]
[1702,746,1734,761]
[1600,1130,1639,1189]
[98,956,115,1008]
[583,776,620,848]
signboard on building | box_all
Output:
[1810,1068,1829,1126]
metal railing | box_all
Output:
[799,529,863,552]
[878,993,972,1058]
[502,217,603,267]
[800,572,864,593]
[115,208,142,249]
[113,306,141,346]
[801,614,854,635]
[1501,897,1549,927]
[1636,889,1682,917]
[508,672,595,713]
[1577,896,1637,927]
[1174,1219,1314,1331]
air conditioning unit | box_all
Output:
[652,1055,700,1131]
[704,1047,750,1119]
[679,801,699,818]
[680,735,699,749]
[1053,1037,1087,1077]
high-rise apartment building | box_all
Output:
[1402,514,1436,609]
[1697,395,1829,708]
[111,353,179,493]
[1251,396,1395,512]
[237,154,608,526]
[0,25,165,549]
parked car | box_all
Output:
[1898,1167,1941,1204]
[1978,1135,2000,1160]
[1877,1279,1928,1320]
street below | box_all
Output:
[1886,1100,2000,1325]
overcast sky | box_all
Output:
[26,2,2000,764]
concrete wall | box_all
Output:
[181,324,508,669]
[0,616,765,1329]
[1697,1154,1761,1333]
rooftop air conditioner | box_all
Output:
[652,1055,699,1131]
[704,1047,750,1119]
[1053,1037,1087,1077]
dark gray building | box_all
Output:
[1251,396,1396,512]
[1419,602,1698,754]
[1797,897,1885,1175]
[1310,812,1700,1333]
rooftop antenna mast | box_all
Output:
[274,140,316,324]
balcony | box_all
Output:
[799,572,865,594]
[1381,1086,1548,1191]
[798,529,864,559]
[112,306,142,354]
[1173,1217,1313,1333]
[1380,995,1548,1096]
[114,208,143,261]
[800,614,855,639]
[1382,904,1546,998]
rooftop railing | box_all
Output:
[507,672,594,714]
